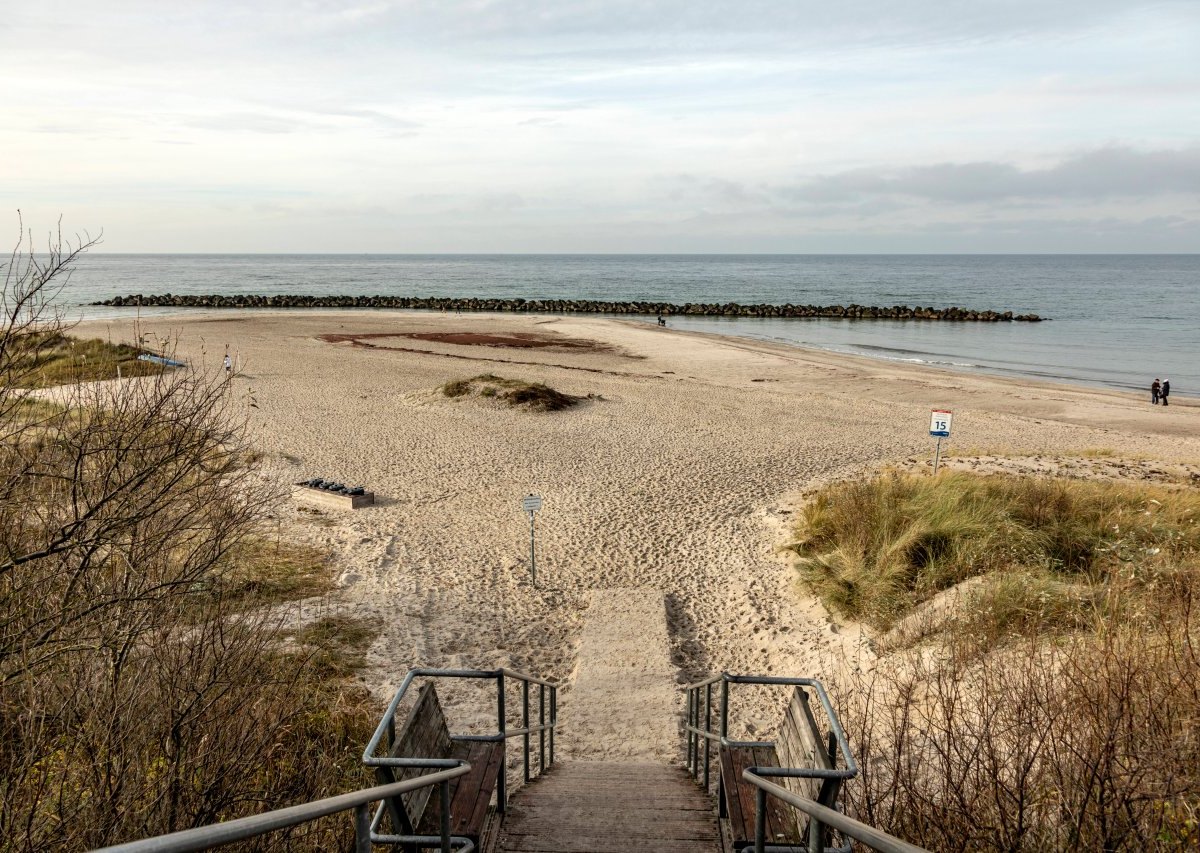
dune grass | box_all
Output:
[441,373,584,411]
[789,471,1200,633]
[10,333,166,388]
[803,472,1200,850]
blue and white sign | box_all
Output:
[929,409,953,437]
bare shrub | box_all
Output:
[834,605,1200,851]
[0,219,376,850]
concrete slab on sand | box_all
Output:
[292,484,375,510]
[557,588,679,763]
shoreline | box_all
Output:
[74,306,1193,406]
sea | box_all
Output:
[61,254,1198,395]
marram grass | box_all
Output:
[789,471,1200,631]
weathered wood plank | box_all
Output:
[777,686,836,807]
[497,760,719,853]
[419,741,503,841]
[387,683,453,830]
[721,745,801,848]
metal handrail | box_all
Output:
[682,674,858,794]
[740,773,929,853]
[683,672,925,853]
[91,765,472,853]
[363,666,558,841]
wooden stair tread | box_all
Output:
[498,761,719,853]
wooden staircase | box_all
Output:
[498,760,720,852]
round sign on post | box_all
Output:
[521,494,542,587]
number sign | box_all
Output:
[930,410,953,437]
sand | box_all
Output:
[73,311,1200,756]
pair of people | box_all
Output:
[1151,378,1171,405]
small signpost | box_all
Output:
[929,409,953,474]
[522,494,543,587]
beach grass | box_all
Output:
[441,373,584,411]
[816,472,1200,848]
[11,333,165,388]
[789,471,1200,634]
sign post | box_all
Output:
[521,494,543,587]
[929,409,953,474]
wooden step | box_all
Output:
[498,761,719,853]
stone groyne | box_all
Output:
[94,294,1044,321]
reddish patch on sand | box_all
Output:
[318,331,611,352]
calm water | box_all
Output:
[63,254,1199,394]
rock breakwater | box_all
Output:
[95,294,1043,321]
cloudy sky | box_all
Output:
[2,1,1198,252]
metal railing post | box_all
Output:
[809,810,823,853]
[440,779,452,853]
[719,677,730,741]
[538,684,546,772]
[549,687,556,766]
[523,680,531,784]
[686,689,696,774]
[497,671,507,813]
[704,682,712,790]
[755,786,767,853]
[354,802,371,853]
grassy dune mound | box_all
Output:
[793,471,1200,849]
[441,373,585,411]
[13,333,165,388]
[790,471,1200,636]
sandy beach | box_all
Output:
[74,311,1200,757]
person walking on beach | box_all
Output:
[224,353,232,377]
[1151,378,1161,404]
[1161,379,1170,406]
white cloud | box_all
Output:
[1,1,1197,250]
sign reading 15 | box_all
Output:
[930,410,953,437]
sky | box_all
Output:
[2,0,1198,253]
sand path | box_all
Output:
[556,589,677,762]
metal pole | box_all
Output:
[497,672,507,813]
[539,684,546,771]
[549,687,556,765]
[529,510,537,588]
[755,787,767,853]
[933,436,942,474]
[719,678,730,740]
[523,680,530,784]
[440,780,452,853]
[686,690,695,773]
[354,802,372,853]
[704,683,712,790]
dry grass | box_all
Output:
[789,471,1200,637]
[795,471,1200,850]
[441,373,585,411]
[10,333,166,388]
[214,538,337,607]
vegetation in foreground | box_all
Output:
[1,222,377,851]
[442,373,585,411]
[792,471,1200,850]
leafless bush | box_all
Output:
[0,218,375,850]
[833,598,1200,851]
